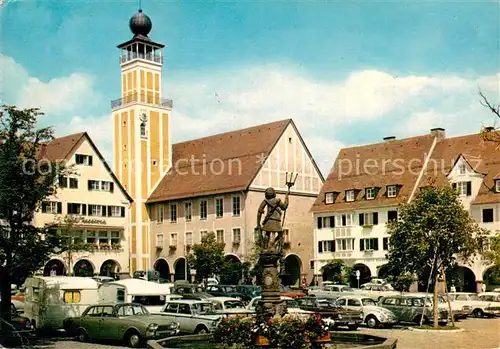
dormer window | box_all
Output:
[452,181,471,196]
[387,185,397,198]
[325,192,335,204]
[495,180,500,193]
[346,190,355,202]
[458,163,466,175]
[366,188,376,200]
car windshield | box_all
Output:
[285,300,298,308]
[362,298,376,306]
[341,287,354,292]
[192,303,214,314]
[224,300,245,309]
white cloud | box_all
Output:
[1,55,101,115]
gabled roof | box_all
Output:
[147,119,293,203]
[311,135,436,213]
[39,132,133,203]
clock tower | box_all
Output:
[112,9,172,273]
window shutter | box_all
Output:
[102,205,107,216]
[466,182,472,196]
[374,238,379,250]
[88,156,93,166]
[121,207,125,217]
[82,204,87,215]
[383,237,388,250]
[318,241,323,253]
[360,239,365,251]
[332,240,336,252]
[41,202,48,213]
[373,212,379,225]
[67,203,71,214]
[88,180,92,190]
[329,216,335,228]
[57,202,62,214]
[110,182,114,193]
[359,213,364,226]
[452,183,457,190]
[317,217,322,229]
[108,206,112,216]
[75,154,81,164]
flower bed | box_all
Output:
[213,313,330,348]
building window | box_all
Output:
[63,291,81,303]
[215,198,223,218]
[232,228,241,244]
[89,180,100,191]
[360,238,379,251]
[98,231,108,245]
[458,163,466,175]
[170,233,177,246]
[366,188,376,200]
[140,122,146,137]
[200,230,208,242]
[387,210,398,222]
[387,185,397,198]
[156,233,164,247]
[110,231,120,245]
[317,240,334,253]
[156,205,164,223]
[186,232,193,246]
[483,208,494,223]
[89,205,105,217]
[453,181,471,196]
[345,190,355,202]
[232,196,241,216]
[317,216,335,229]
[170,204,177,222]
[496,180,500,193]
[200,200,207,220]
[69,178,78,189]
[359,212,379,226]
[58,176,68,188]
[68,203,84,215]
[86,231,96,244]
[108,206,123,217]
[216,229,224,243]
[325,192,335,204]
[336,238,355,251]
[383,237,389,250]
[336,214,353,227]
[185,202,192,221]
[75,154,93,166]
[101,181,113,192]
[283,229,290,243]
[42,201,61,214]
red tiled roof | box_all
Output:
[147,119,292,203]
[312,131,500,213]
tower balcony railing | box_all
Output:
[120,52,162,64]
[111,92,173,110]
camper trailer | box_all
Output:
[24,276,99,331]
[98,278,177,312]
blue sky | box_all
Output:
[2,0,499,175]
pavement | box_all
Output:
[16,317,499,349]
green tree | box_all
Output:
[479,90,499,145]
[385,185,487,327]
[483,232,500,266]
[49,215,95,276]
[0,106,69,326]
[320,260,344,283]
[187,231,225,284]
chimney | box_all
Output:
[430,127,446,141]
[484,126,495,132]
[383,136,396,142]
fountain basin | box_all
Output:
[148,332,397,349]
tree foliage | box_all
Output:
[0,106,69,325]
[479,90,500,145]
[187,231,225,283]
[385,185,487,326]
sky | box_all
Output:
[1,0,499,176]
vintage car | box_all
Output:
[336,295,398,328]
[478,292,500,303]
[0,303,35,346]
[63,303,180,348]
[159,300,222,334]
[307,284,355,299]
[247,296,312,315]
[431,293,471,320]
[204,285,251,302]
[447,292,500,317]
[355,284,400,301]
[295,297,363,330]
[280,285,305,299]
[207,297,253,315]
[378,295,449,325]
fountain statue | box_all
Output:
[254,172,298,319]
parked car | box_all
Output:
[207,297,253,315]
[434,293,472,320]
[478,292,500,303]
[247,296,312,315]
[308,284,354,299]
[0,303,35,347]
[355,284,400,301]
[159,300,221,334]
[63,303,180,348]
[336,295,398,328]
[280,285,305,299]
[378,295,449,325]
[447,292,500,317]
[204,285,250,302]
[235,285,260,299]
[295,297,363,330]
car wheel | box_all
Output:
[195,325,209,334]
[473,309,484,318]
[124,330,142,348]
[365,315,379,329]
[75,328,88,342]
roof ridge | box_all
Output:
[338,134,433,152]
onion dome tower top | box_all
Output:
[129,9,152,37]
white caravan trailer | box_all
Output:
[24,276,99,331]
[98,278,177,312]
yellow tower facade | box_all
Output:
[112,9,172,273]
